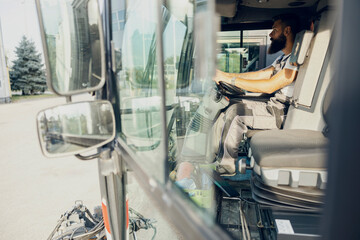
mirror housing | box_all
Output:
[35,0,105,96]
[37,101,115,157]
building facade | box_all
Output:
[0,20,11,103]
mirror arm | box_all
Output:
[66,96,72,103]
[75,151,101,161]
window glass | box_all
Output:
[217,30,270,73]
[163,6,278,236]
[165,0,220,224]
[117,10,125,21]
[111,0,221,221]
[127,173,184,239]
[110,0,327,237]
[111,1,125,48]
[120,22,125,31]
[112,0,258,236]
[112,0,166,183]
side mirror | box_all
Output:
[35,0,105,95]
[37,101,115,157]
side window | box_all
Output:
[111,4,184,238]
[165,0,220,221]
[217,30,270,73]
[113,0,225,233]
[111,5,125,44]
[111,0,166,183]
[111,0,191,185]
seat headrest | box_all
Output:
[289,30,314,66]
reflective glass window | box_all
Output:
[112,0,166,183]
[217,30,270,73]
[165,0,220,224]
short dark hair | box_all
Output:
[273,13,301,36]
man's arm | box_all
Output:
[216,68,298,94]
[214,66,274,83]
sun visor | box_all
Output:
[216,0,237,18]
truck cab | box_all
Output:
[35,0,358,239]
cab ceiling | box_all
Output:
[217,0,320,31]
[216,0,319,17]
[238,0,319,9]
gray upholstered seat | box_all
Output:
[250,129,328,169]
[247,16,334,210]
[248,80,332,191]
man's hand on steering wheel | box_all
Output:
[213,70,245,96]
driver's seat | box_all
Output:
[248,81,332,210]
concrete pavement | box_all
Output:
[0,95,182,239]
[0,95,102,239]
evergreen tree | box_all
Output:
[9,36,47,95]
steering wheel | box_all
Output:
[217,81,245,97]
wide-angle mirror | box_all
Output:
[36,0,105,95]
[37,101,115,157]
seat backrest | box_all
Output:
[283,9,336,131]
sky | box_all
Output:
[0,0,186,69]
[0,0,44,66]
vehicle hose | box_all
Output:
[129,207,157,240]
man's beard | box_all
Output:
[268,34,286,54]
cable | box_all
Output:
[69,226,83,240]
[236,198,252,240]
[48,203,105,240]
[241,207,251,240]
[223,196,257,205]
[47,208,77,240]
[128,207,157,240]
[239,202,246,240]
[49,204,157,240]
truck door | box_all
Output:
[109,0,232,239]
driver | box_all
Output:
[176,13,301,181]
[213,13,301,174]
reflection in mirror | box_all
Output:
[37,0,104,95]
[37,101,115,157]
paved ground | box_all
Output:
[0,95,181,239]
[0,95,102,239]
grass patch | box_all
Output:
[11,94,56,102]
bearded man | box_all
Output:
[214,14,300,94]
[176,14,302,183]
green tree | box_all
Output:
[9,36,47,95]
